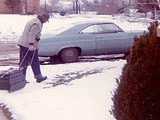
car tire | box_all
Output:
[60,48,79,63]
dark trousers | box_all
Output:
[19,45,41,79]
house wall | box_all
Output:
[27,0,40,14]
[0,0,40,14]
[0,0,11,14]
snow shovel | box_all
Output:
[0,49,35,92]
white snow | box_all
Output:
[0,14,150,120]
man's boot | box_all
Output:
[35,74,47,83]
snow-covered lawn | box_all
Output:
[0,14,149,120]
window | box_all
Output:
[79,23,123,34]
[94,23,123,34]
[80,25,95,34]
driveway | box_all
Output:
[0,42,125,66]
[0,42,19,66]
[0,42,17,120]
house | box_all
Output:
[0,0,40,14]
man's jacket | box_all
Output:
[18,18,43,49]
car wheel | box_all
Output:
[60,48,79,63]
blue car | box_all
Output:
[38,21,143,63]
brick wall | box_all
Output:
[27,0,40,14]
[0,0,40,14]
[0,0,11,14]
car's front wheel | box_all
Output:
[60,48,79,63]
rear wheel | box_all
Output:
[60,48,79,63]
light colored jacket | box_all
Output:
[157,25,160,37]
[18,18,43,49]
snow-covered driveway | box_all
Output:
[0,60,125,120]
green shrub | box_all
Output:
[112,21,160,120]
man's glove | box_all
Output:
[29,44,35,51]
[36,38,40,42]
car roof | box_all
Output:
[74,21,114,25]
[58,21,115,35]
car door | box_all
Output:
[94,23,132,55]
[78,25,97,55]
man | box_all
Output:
[18,12,49,83]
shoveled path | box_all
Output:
[0,42,17,120]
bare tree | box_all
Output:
[135,0,159,19]
[22,0,28,14]
[40,0,59,14]
[48,0,59,9]
[73,0,80,14]
[43,0,129,15]
[96,0,123,14]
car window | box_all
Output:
[93,25,104,33]
[94,23,123,34]
[80,25,96,34]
